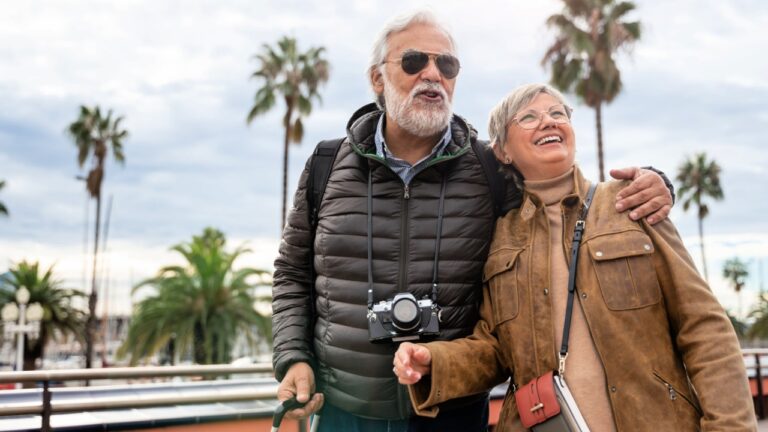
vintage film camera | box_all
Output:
[367,292,440,343]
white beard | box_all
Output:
[382,74,453,138]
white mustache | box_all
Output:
[409,82,447,101]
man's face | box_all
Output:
[372,23,457,137]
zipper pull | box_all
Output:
[403,185,410,199]
[668,385,677,400]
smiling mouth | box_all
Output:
[535,135,562,146]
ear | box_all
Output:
[491,140,507,163]
[370,67,384,95]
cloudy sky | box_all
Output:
[1,0,766,316]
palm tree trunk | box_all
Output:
[595,101,605,182]
[698,213,709,282]
[167,337,176,365]
[738,290,743,320]
[23,333,43,388]
[85,192,101,371]
[280,109,292,233]
[194,321,206,364]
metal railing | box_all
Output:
[0,363,277,431]
[1,351,767,430]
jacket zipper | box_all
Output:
[348,126,472,418]
[399,185,410,293]
[356,154,447,294]
[653,372,703,415]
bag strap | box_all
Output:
[471,140,506,218]
[559,183,598,377]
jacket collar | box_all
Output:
[345,103,476,161]
[519,165,593,222]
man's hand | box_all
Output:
[610,167,672,225]
[393,342,432,385]
[277,362,324,419]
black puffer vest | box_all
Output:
[273,103,503,419]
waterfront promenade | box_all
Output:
[0,354,767,431]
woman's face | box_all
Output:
[501,93,576,181]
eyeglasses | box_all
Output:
[382,50,461,79]
[512,104,572,130]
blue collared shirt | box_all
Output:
[374,114,453,185]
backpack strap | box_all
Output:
[471,140,507,218]
[307,138,345,228]
[304,138,344,357]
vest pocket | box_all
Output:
[587,230,661,311]
[483,248,524,324]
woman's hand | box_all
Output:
[393,342,432,385]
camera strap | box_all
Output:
[367,169,375,310]
[559,183,597,377]
[366,169,448,309]
[430,174,448,304]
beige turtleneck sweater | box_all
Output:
[525,167,617,432]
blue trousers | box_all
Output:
[315,397,489,432]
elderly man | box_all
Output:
[271,10,674,432]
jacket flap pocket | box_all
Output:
[588,230,654,261]
[483,248,524,282]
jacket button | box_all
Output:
[543,288,549,295]
[595,251,603,257]
[610,386,617,393]
[581,293,587,299]
[644,244,651,251]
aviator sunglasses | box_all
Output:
[382,50,461,79]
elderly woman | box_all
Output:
[393,83,755,431]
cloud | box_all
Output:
[1,0,767,316]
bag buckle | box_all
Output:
[558,352,568,377]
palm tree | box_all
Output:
[676,153,724,282]
[541,0,641,181]
[118,228,271,365]
[0,261,86,371]
[247,36,329,229]
[67,105,127,369]
[0,179,8,216]
[723,257,749,319]
[748,293,768,340]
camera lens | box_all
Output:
[392,296,420,331]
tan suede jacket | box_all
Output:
[410,167,755,431]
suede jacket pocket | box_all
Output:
[653,370,703,431]
[483,248,524,324]
[587,230,661,311]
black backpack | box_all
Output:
[305,138,507,231]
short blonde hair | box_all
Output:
[488,83,570,152]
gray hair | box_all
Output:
[488,83,570,152]
[369,10,457,110]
